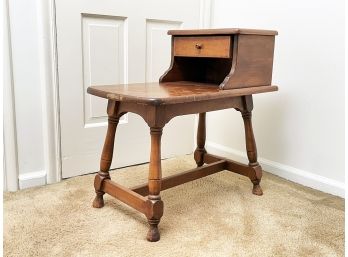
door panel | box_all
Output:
[82,14,127,127]
[145,19,181,82]
[56,0,202,178]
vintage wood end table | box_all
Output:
[87,28,278,242]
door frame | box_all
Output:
[35,0,212,185]
[36,0,62,185]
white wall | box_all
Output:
[207,0,345,196]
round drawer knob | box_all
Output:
[195,43,203,49]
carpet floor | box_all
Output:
[4,155,344,257]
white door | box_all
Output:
[56,0,203,178]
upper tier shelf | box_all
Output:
[87,81,278,105]
[161,28,278,90]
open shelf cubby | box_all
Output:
[160,56,233,86]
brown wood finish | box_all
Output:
[174,36,231,58]
[89,28,278,242]
[160,28,277,89]
[203,153,262,185]
[168,28,278,36]
[146,127,164,242]
[92,101,120,208]
[114,95,245,128]
[132,160,226,196]
[87,82,278,105]
[103,179,148,214]
[220,35,275,89]
[194,113,207,167]
[239,96,263,195]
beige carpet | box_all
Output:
[4,155,344,257]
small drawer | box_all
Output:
[173,36,231,58]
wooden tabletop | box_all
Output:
[168,28,278,36]
[87,81,278,105]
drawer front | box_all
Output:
[173,36,231,58]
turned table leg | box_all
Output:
[241,110,263,196]
[194,113,207,167]
[146,127,164,242]
[92,109,120,208]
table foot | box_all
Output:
[252,183,263,196]
[146,219,160,242]
[250,165,263,196]
[194,149,206,167]
[92,192,105,208]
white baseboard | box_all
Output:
[206,141,345,198]
[18,170,46,189]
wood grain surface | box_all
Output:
[87,82,278,105]
[168,28,278,36]
[174,36,231,58]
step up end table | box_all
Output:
[87,28,278,242]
